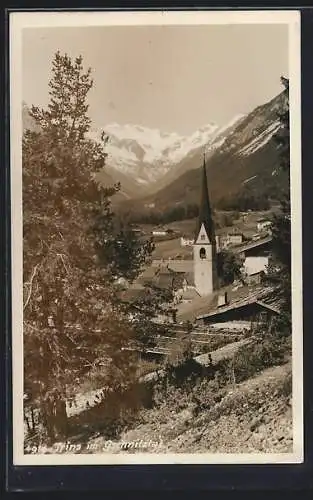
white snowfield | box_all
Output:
[238,120,281,157]
[88,114,245,185]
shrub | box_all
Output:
[164,346,205,387]
[137,359,160,378]
[233,334,291,383]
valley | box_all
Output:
[22,78,293,458]
[131,209,276,261]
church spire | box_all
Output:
[194,150,215,244]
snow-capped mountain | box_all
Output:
[237,120,281,157]
[22,87,286,207]
[89,115,245,186]
[132,89,288,210]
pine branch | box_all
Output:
[23,264,40,310]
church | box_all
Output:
[193,154,218,297]
[126,153,221,302]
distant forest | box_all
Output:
[125,190,273,226]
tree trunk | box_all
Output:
[23,408,32,434]
[41,393,68,443]
[54,396,68,438]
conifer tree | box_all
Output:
[265,76,291,332]
[22,52,147,443]
[217,249,243,286]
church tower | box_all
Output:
[193,153,218,296]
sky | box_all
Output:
[22,24,289,135]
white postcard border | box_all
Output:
[10,9,303,466]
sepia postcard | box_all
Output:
[9,9,303,465]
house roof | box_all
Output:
[244,256,269,276]
[227,229,243,237]
[153,271,185,291]
[257,218,271,223]
[124,262,188,299]
[197,294,280,322]
[150,260,195,285]
[176,283,277,323]
[232,235,273,254]
[177,293,219,322]
[136,266,159,282]
[195,338,253,366]
[166,260,194,273]
[180,287,201,301]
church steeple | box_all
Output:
[193,150,218,296]
[194,151,215,244]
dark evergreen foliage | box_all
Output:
[217,249,243,286]
[22,52,160,444]
[264,77,291,332]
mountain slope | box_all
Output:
[129,90,287,211]
[151,114,246,194]
[89,121,226,187]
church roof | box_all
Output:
[194,155,215,243]
[126,263,188,296]
[153,271,185,291]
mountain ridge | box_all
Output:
[121,90,287,213]
[89,115,246,189]
[22,88,287,209]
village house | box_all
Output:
[220,231,244,248]
[152,228,175,237]
[242,255,269,284]
[152,229,167,237]
[257,218,272,233]
[176,282,280,328]
[196,290,280,327]
[180,236,195,247]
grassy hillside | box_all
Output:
[114,362,292,454]
[40,336,292,455]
